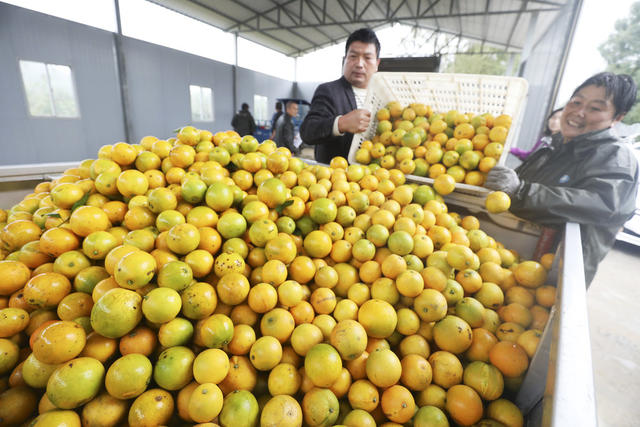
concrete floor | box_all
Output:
[588,242,640,427]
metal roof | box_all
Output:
[149,0,569,57]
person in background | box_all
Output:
[510,108,563,161]
[270,101,283,139]
[300,28,380,164]
[231,103,256,136]
[486,72,638,287]
[274,101,299,154]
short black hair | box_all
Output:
[241,103,249,111]
[275,101,283,110]
[571,72,637,117]
[345,28,380,58]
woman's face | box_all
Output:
[560,85,622,140]
[548,111,562,134]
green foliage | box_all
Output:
[444,44,518,76]
[598,2,640,124]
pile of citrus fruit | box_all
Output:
[0,126,554,426]
[353,101,512,191]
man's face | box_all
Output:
[287,103,299,118]
[342,41,380,89]
[560,85,622,140]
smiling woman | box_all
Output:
[485,72,639,287]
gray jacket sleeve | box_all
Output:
[511,151,638,226]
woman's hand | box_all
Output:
[485,165,521,196]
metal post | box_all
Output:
[233,33,238,115]
[113,0,132,143]
[517,11,539,76]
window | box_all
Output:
[253,95,268,123]
[190,85,214,122]
[19,60,80,118]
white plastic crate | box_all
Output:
[348,72,529,195]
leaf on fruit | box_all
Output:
[44,213,62,219]
[71,193,90,212]
[275,199,294,214]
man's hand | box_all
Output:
[338,109,371,134]
[485,165,521,196]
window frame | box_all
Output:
[253,94,269,123]
[18,59,81,119]
[189,84,215,123]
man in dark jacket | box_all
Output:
[274,101,299,154]
[300,28,380,164]
[486,72,638,286]
[270,101,283,139]
[231,103,256,136]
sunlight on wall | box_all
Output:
[3,0,117,31]
[119,0,236,65]
[238,37,295,81]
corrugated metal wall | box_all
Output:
[0,4,125,165]
[0,3,295,166]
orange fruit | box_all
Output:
[304,343,342,387]
[489,341,529,378]
[433,173,455,195]
[486,191,511,214]
[258,178,287,209]
[366,347,401,388]
[216,272,250,305]
[23,272,71,309]
[445,384,484,426]
[358,299,397,339]
[267,362,301,396]
[514,260,547,288]
[114,250,156,290]
[487,398,524,427]
[303,230,333,258]
[400,353,432,391]
[260,395,302,427]
[249,336,283,371]
[330,319,368,361]
[260,308,295,344]
[0,260,31,296]
[381,384,415,423]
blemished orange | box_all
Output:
[489,341,529,378]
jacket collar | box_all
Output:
[561,128,620,155]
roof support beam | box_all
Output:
[505,0,528,50]
[263,0,347,56]
[336,0,353,20]
[240,7,560,32]
[225,0,298,32]
[226,0,319,49]
[390,0,410,20]
[481,0,491,51]
[419,0,441,18]
[189,0,301,52]
[305,0,322,23]
[358,0,376,19]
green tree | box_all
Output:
[599,2,640,124]
[444,44,516,76]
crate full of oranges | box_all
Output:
[348,72,529,196]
